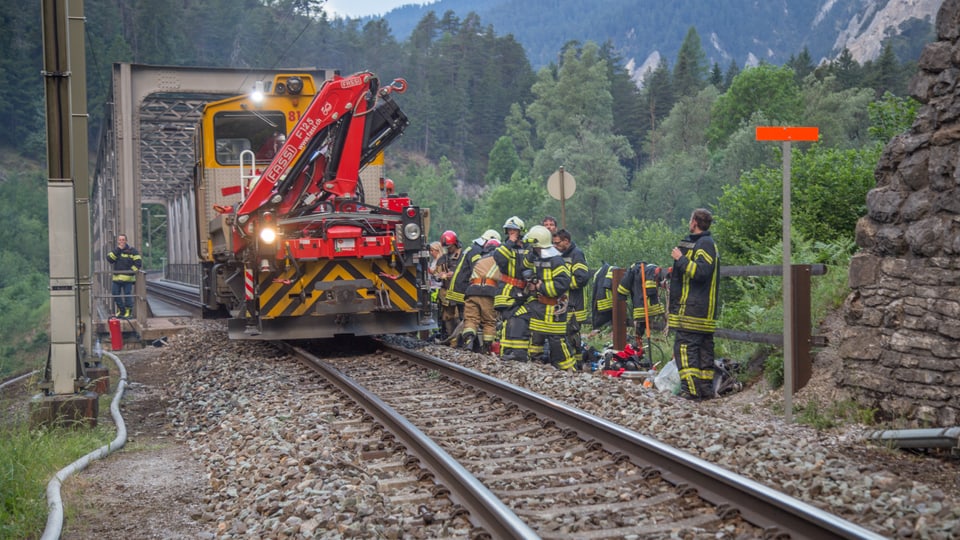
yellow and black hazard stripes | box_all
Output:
[256,259,419,319]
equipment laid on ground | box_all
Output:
[194,72,433,339]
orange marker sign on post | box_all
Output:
[755,126,818,424]
[755,126,820,142]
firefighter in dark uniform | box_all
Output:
[436,230,462,340]
[494,216,530,361]
[518,225,576,371]
[107,233,142,319]
[617,261,666,344]
[590,263,615,329]
[669,208,721,400]
[552,229,589,363]
[461,237,501,353]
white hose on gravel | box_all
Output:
[40,351,128,540]
[0,370,39,390]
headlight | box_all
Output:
[259,227,277,244]
[286,76,304,95]
[403,222,421,241]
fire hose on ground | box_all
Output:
[40,351,128,540]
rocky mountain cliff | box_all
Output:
[383,0,939,74]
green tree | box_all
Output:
[504,103,538,170]
[658,85,718,156]
[709,62,723,89]
[584,218,682,269]
[526,41,634,238]
[869,42,905,97]
[633,57,674,165]
[404,157,466,238]
[629,149,714,226]
[830,48,863,90]
[485,136,521,185]
[722,59,740,91]
[801,76,874,149]
[868,92,919,143]
[716,144,881,262]
[672,27,708,98]
[787,46,814,84]
[708,64,803,148]
[470,171,548,235]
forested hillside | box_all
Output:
[0,0,925,376]
[382,0,937,71]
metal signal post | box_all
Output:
[755,126,819,424]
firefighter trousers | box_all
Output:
[674,330,716,399]
[499,303,530,362]
[526,301,576,371]
[463,296,497,345]
[439,289,463,337]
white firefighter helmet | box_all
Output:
[481,229,502,242]
[522,225,552,249]
[503,216,525,232]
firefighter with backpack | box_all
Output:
[461,233,502,353]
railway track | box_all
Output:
[286,340,884,540]
[144,278,204,317]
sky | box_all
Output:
[322,0,434,19]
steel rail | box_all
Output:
[145,279,204,314]
[281,342,540,540]
[383,343,886,540]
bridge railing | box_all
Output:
[164,263,202,287]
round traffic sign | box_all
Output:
[547,169,576,200]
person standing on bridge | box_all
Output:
[107,233,141,319]
[668,208,720,400]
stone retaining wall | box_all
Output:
[840,0,960,427]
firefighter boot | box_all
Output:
[461,332,476,352]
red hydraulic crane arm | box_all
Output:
[237,72,377,218]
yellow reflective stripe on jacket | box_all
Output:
[632,303,665,319]
[668,313,717,333]
[529,317,566,334]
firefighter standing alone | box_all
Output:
[669,208,721,400]
[107,233,141,319]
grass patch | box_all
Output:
[794,399,878,430]
[0,403,113,539]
